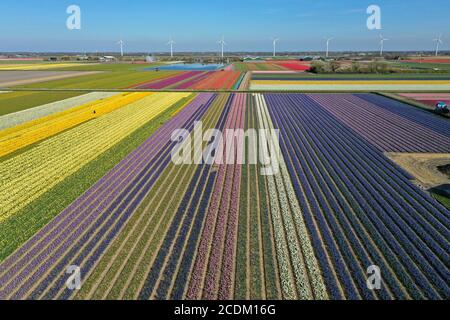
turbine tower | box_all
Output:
[272,38,279,57]
[117,39,124,57]
[217,36,226,59]
[167,37,175,58]
[325,37,334,58]
[433,34,443,56]
[379,34,389,56]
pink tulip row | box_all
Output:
[186,93,246,300]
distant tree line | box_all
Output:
[309,61,394,74]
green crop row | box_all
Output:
[0,91,83,116]
[17,71,178,90]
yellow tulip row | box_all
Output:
[0,92,191,223]
[0,63,87,70]
[0,92,151,157]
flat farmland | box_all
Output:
[0,91,448,300]
[16,71,179,90]
[0,91,85,116]
[0,71,102,87]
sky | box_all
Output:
[0,0,449,53]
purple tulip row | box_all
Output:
[136,71,203,89]
[356,93,450,139]
[308,94,450,153]
[0,93,216,300]
[202,94,245,300]
[185,94,246,300]
[265,93,450,299]
[217,94,246,300]
[175,72,211,89]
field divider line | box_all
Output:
[245,100,252,299]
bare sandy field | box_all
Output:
[386,152,450,189]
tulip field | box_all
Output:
[131,71,242,90]
[0,90,449,300]
[398,93,450,108]
[250,78,450,91]
[234,61,311,72]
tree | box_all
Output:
[351,62,361,73]
[330,61,340,73]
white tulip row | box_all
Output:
[254,93,328,300]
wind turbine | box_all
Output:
[379,34,389,56]
[325,37,334,58]
[433,34,443,56]
[117,39,124,57]
[167,37,175,58]
[217,36,226,59]
[272,38,279,57]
